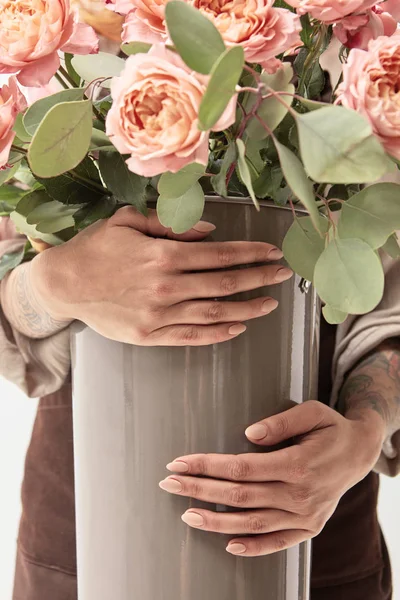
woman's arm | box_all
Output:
[338,340,400,438]
[1,262,72,340]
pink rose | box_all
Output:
[0,77,27,168]
[334,2,399,50]
[337,32,400,160]
[106,44,236,177]
[0,0,99,88]
[121,0,301,72]
[285,0,377,22]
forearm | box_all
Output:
[1,260,72,340]
[338,340,400,439]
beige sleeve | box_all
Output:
[0,218,71,398]
[331,253,400,477]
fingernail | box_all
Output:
[275,267,293,283]
[159,478,182,493]
[181,511,204,528]
[245,423,268,440]
[166,460,189,473]
[229,324,247,336]
[268,248,284,260]
[262,298,279,313]
[227,543,247,555]
[193,221,216,233]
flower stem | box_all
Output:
[59,65,79,88]
[55,71,69,90]
[68,169,111,195]
[11,144,27,155]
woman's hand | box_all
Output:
[31,207,292,346]
[160,401,385,556]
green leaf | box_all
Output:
[338,183,400,249]
[16,189,53,217]
[236,139,259,210]
[121,42,151,55]
[28,100,93,178]
[10,210,65,246]
[0,185,25,214]
[314,238,385,314]
[36,157,102,204]
[198,46,243,131]
[165,1,225,75]
[13,114,32,143]
[245,64,295,141]
[23,88,84,136]
[274,140,321,232]
[382,234,400,259]
[64,53,81,86]
[27,200,83,233]
[210,142,237,197]
[99,152,148,214]
[0,162,20,185]
[283,215,329,281]
[296,106,395,183]
[322,305,348,325]
[71,53,125,88]
[157,181,205,234]
[158,163,206,198]
[74,196,117,230]
[253,165,283,199]
[90,127,114,151]
[0,246,25,281]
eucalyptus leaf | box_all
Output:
[23,88,85,136]
[253,165,283,199]
[27,200,83,234]
[15,189,53,217]
[0,246,25,281]
[99,152,148,214]
[165,1,225,75]
[36,157,102,205]
[72,53,125,88]
[0,162,20,185]
[314,238,385,314]
[245,64,295,140]
[274,139,321,232]
[236,139,259,210]
[90,128,115,152]
[322,305,348,325]
[10,211,64,246]
[13,114,32,143]
[121,42,151,55]
[338,183,400,249]
[28,100,93,178]
[158,163,206,198]
[74,196,117,230]
[382,234,400,259]
[64,53,81,86]
[198,46,244,131]
[283,215,329,281]
[297,106,394,183]
[157,181,205,234]
[210,142,237,197]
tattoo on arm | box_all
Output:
[2,262,70,340]
[338,342,400,428]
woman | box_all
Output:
[1,209,399,600]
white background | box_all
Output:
[0,378,399,599]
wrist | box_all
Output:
[346,408,386,470]
[30,249,74,323]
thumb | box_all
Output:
[245,400,337,446]
[112,206,216,241]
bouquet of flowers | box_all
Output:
[1,0,400,324]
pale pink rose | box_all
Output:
[0,77,27,167]
[106,44,236,177]
[121,0,301,72]
[0,0,99,88]
[337,32,400,160]
[285,0,377,22]
[334,2,399,50]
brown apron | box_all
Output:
[12,323,393,599]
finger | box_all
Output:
[162,297,279,326]
[166,452,292,483]
[159,476,296,511]
[179,264,293,300]
[245,400,338,447]
[181,508,299,535]
[175,240,283,271]
[226,530,309,557]
[112,206,215,241]
[143,322,247,347]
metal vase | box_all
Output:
[71,198,319,600]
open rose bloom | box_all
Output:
[0,0,399,320]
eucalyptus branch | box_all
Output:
[68,169,111,195]
[59,65,78,88]
[11,144,27,155]
[55,71,69,90]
